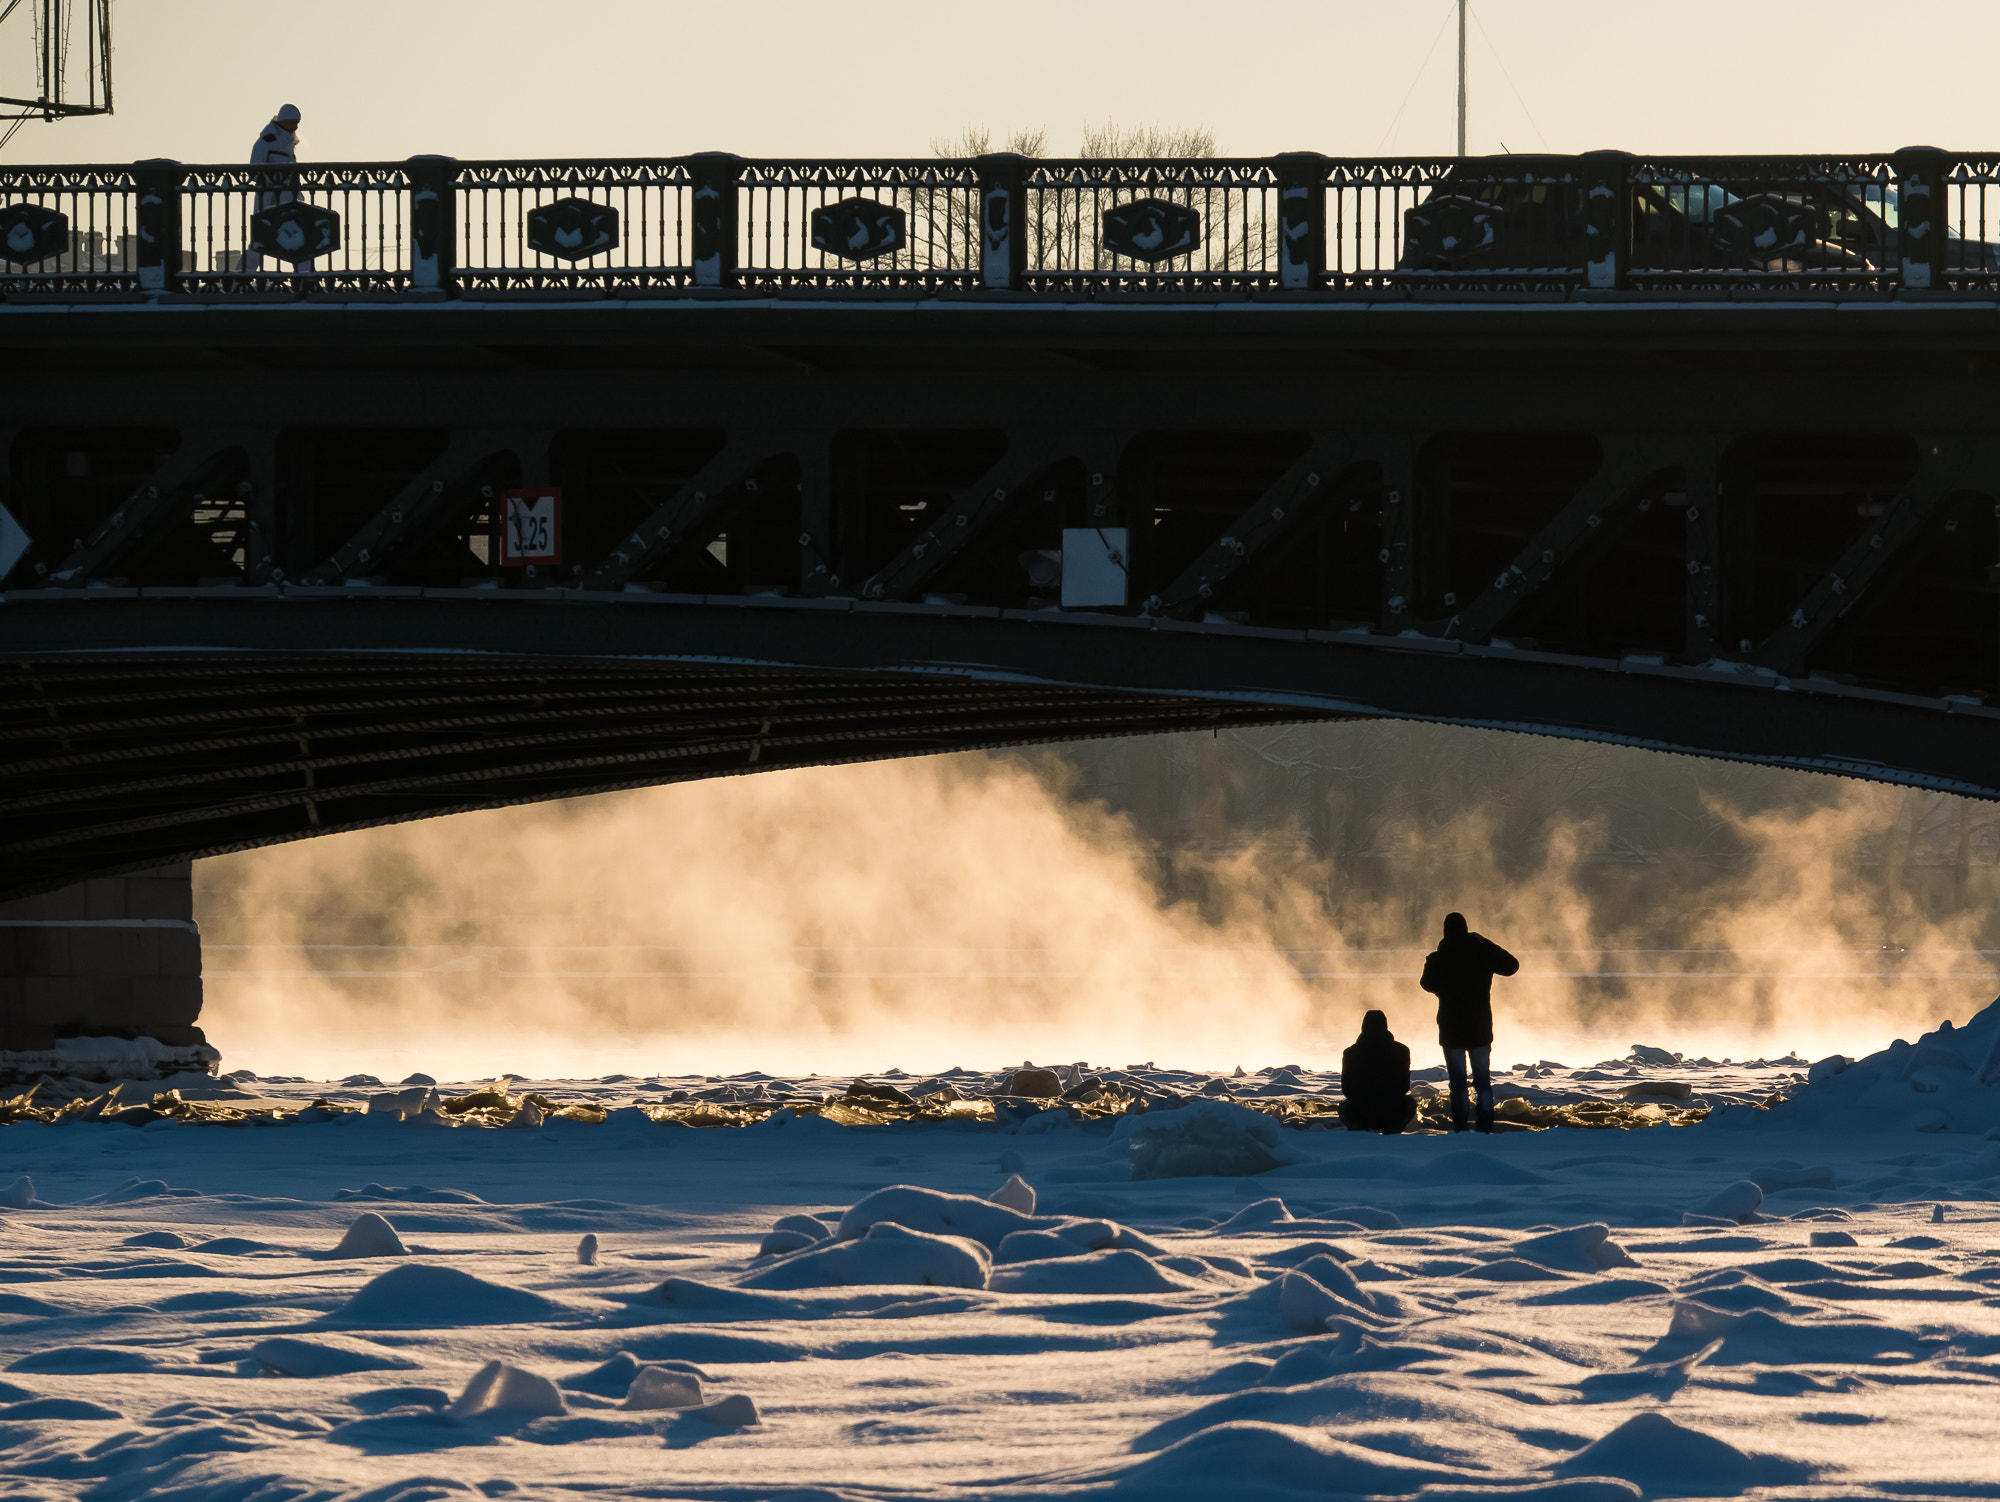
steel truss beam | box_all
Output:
[1755,436,2000,676]
[1146,434,1407,619]
[47,430,268,587]
[1439,433,1690,642]
[580,433,804,592]
[302,431,543,586]
[860,431,1119,602]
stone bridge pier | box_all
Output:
[0,861,213,1082]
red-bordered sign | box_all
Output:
[497,488,562,566]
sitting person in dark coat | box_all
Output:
[1419,911,1520,1134]
[1339,1009,1414,1133]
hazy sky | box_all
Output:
[4,0,1996,166]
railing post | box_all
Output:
[1583,150,1629,291]
[1275,152,1326,290]
[408,154,456,294]
[1893,146,1947,290]
[974,153,1026,290]
[133,158,182,294]
[690,152,741,288]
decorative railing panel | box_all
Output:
[4,150,2000,300]
[175,162,412,294]
[1016,158,1281,290]
[736,160,979,290]
[0,162,137,293]
[453,159,694,291]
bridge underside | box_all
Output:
[4,298,2000,896]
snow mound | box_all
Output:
[1215,1196,1294,1230]
[577,1233,598,1265]
[447,1359,566,1420]
[836,1184,1041,1249]
[0,1175,33,1209]
[1554,1410,1811,1493]
[623,1366,704,1410]
[1113,1100,1297,1181]
[329,1211,408,1259]
[248,1336,420,1377]
[996,1229,1091,1264]
[740,1221,991,1290]
[688,1392,759,1428]
[1780,997,2000,1135]
[988,1248,1210,1295]
[1658,1299,1942,1365]
[9,1345,163,1373]
[334,1264,575,1326]
[1690,1181,1765,1224]
[1514,1224,1639,1273]
[1114,1420,1471,1495]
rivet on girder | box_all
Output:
[1494,572,1511,590]
[1198,584,1212,598]
[1686,506,1700,520]
[1090,472,1104,486]
[1306,472,1320,486]
[235,481,252,497]
[1870,536,1883,549]
[1790,609,1807,629]
[144,486,158,499]
[1443,591,1457,606]
[992,488,1006,500]
[1831,576,1847,594]
[1686,560,1701,575]
[1377,548,1390,563]
[1541,549,1554,564]
[746,480,759,494]
[359,548,371,562]
[956,515,969,527]
[912,543,928,558]
[431,481,445,494]
[1386,490,1401,505]
[391,511,404,525]
[694,491,706,503]
[798,533,812,547]
[657,526,670,540]
[1586,514,1601,528]
[1387,595,1406,613]
[480,485,494,499]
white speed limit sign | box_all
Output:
[497,489,563,566]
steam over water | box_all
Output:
[197,725,2000,1081]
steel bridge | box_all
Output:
[4,147,2000,899]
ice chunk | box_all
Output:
[1004,1068,1062,1097]
[989,1173,1037,1214]
[330,1212,409,1259]
[1808,1230,1859,1247]
[1690,1180,1763,1223]
[0,1175,33,1209]
[577,1233,599,1265]
[447,1359,566,1420]
[1114,1100,1297,1181]
[622,1366,704,1411]
[1215,1197,1294,1231]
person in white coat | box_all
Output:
[243,104,309,273]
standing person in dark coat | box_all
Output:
[1419,912,1519,1134]
[1339,1009,1414,1133]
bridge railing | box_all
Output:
[3,150,1998,299]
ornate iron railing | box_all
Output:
[3,150,1998,300]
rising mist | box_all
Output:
[195,724,2000,1081]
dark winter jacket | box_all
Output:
[1419,931,1520,1048]
[1341,1009,1411,1107]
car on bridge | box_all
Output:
[1396,156,2000,278]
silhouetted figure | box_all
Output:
[1340,1009,1415,1133]
[1420,912,1519,1133]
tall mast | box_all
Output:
[1456,0,1467,156]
